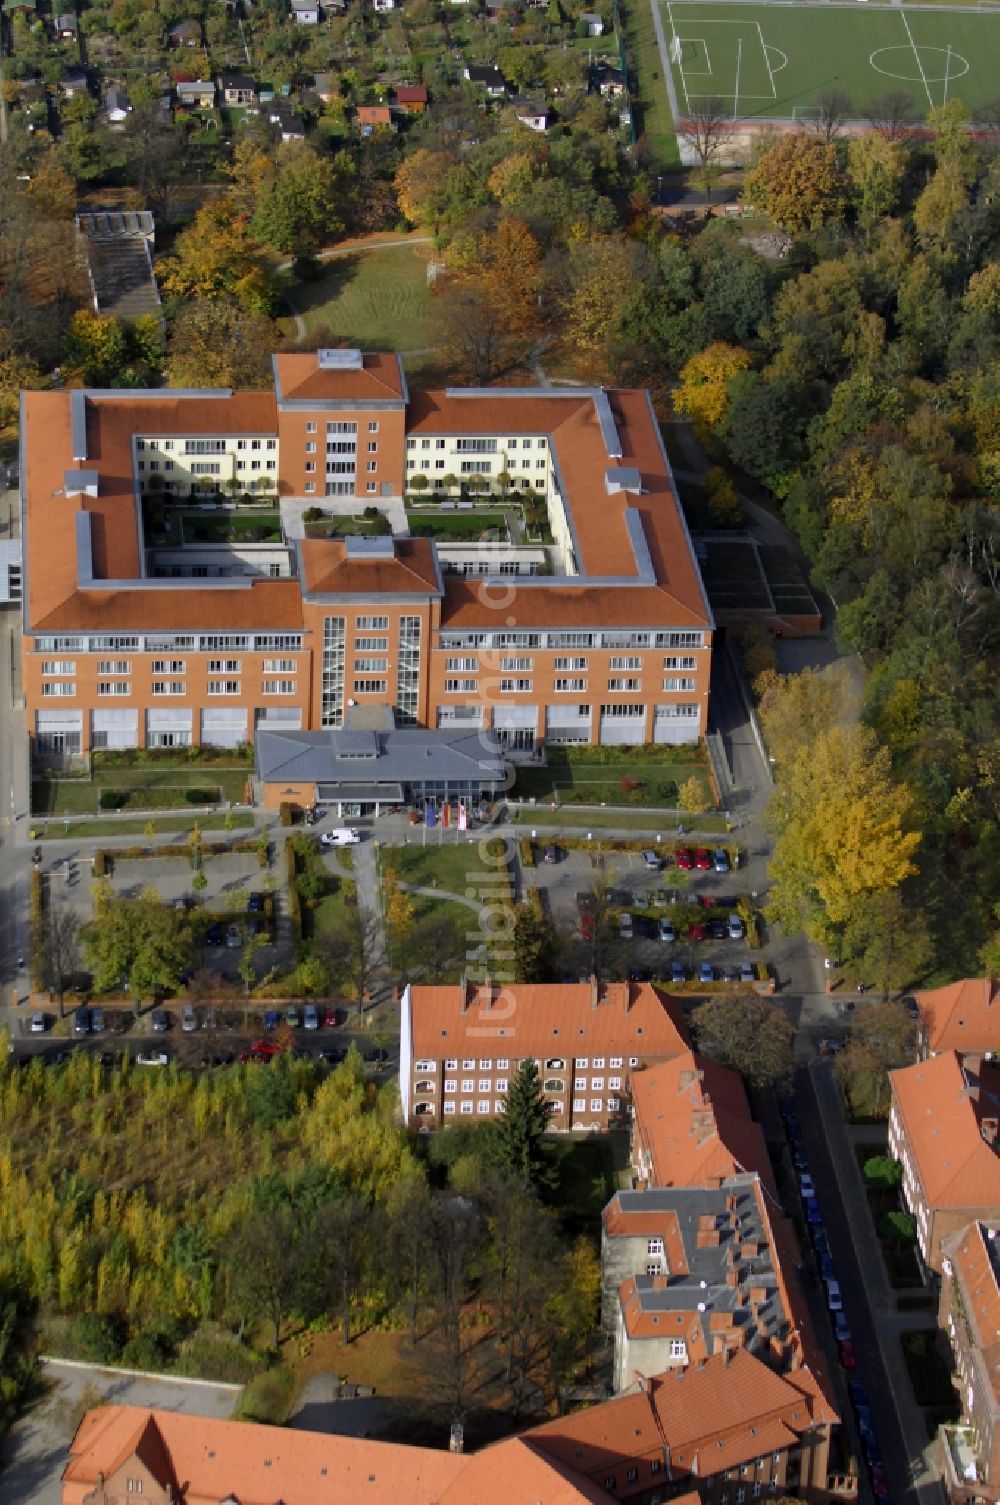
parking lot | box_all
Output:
[526,842,764,988]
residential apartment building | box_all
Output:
[938,1219,1000,1503]
[399,978,690,1131]
[916,978,1000,1065]
[629,1052,776,1197]
[20,350,712,766]
[889,1050,1000,1272]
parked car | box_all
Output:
[722,964,739,983]
[285,1007,300,1028]
[30,1012,47,1033]
[136,1049,170,1067]
[204,923,224,946]
[698,962,715,985]
[319,1046,347,1065]
[323,1007,344,1028]
[709,918,727,940]
[670,961,686,984]
[73,1007,90,1035]
[641,849,662,870]
[792,1143,809,1170]
[263,1009,280,1032]
[838,1339,857,1368]
[818,1251,835,1281]
[249,1039,281,1060]
[739,961,755,984]
[542,844,563,864]
[799,1173,815,1199]
[811,1226,831,1257]
[694,848,712,871]
[834,1310,851,1344]
[870,1462,889,1499]
[303,1004,319,1031]
[658,918,676,943]
[905,997,920,1019]
[712,848,730,873]
[804,1197,823,1225]
[247,892,264,913]
[320,828,361,847]
[151,1009,169,1032]
[688,921,707,942]
[90,1007,105,1033]
[618,912,634,940]
[181,1005,198,1033]
[728,914,745,940]
[628,965,652,983]
[675,847,694,870]
[818,1037,843,1055]
[225,923,241,948]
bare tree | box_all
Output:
[44,901,80,1017]
[425,1193,484,1423]
[679,95,735,196]
[865,89,920,142]
[811,87,854,143]
[314,1195,372,1345]
[314,893,382,1003]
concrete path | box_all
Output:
[280,494,408,540]
[349,838,388,986]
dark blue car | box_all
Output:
[264,1010,279,1032]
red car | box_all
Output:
[870,1464,889,1499]
[323,1007,345,1028]
[249,1039,281,1059]
[695,848,712,871]
[838,1340,856,1368]
[675,847,694,870]
[688,921,707,942]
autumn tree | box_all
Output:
[250,141,344,256]
[846,132,907,226]
[43,900,80,1016]
[226,1205,305,1349]
[394,148,454,229]
[383,863,415,974]
[436,216,544,379]
[512,905,557,983]
[673,341,752,435]
[690,994,794,1090]
[314,892,382,1001]
[158,201,277,312]
[164,299,278,389]
[678,95,734,194]
[757,665,859,768]
[765,724,921,945]
[82,888,195,1008]
[840,890,933,997]
[835,998,918,1116]
[678,775,708,817]
[743,132,845,233]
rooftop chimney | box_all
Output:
[982,1116,998,1146]
[590,973,599,1010]
[624,981,633,1015]
[449,1424,464,1454]
[459,974,469,1014]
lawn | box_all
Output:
[181,511,283,544]
[406,511,509,542]
[33,765,253,816]
[284,245,432,351]
[549,1135,622,1225]
[31,812,256,840]
[390,840,499,897]
[513,749,711,809]
[510,806,729,833]
[620,0,680,168]
[662,0,1000,120]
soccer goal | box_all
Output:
[669,33,683,64]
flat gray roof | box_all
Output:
[257,724,505,787]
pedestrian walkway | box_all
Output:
[349,838,388,994]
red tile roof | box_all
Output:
[300,537,440,595]
[917,978,1000,1056]
[274,350,405,402]
[406,980,689,1061]
[890,1050,1000,1211]
[942,1221,1000,1404]
[630,1051,777,1195]
[395,85,428,104]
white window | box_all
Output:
[207,681,240,695]
[591,1077,604,1091]
[608,1095,620,1111]
[444,1058,458,1070]
[609,1076,622,1090]
[305,462,316,474]
[306,422,317,434]
[443,1102,456,1115]
[577,1058,589,1068]
[496,1078,508,1093]
[368,441,378,453]
[354,658,387,673]
[669,1339,687,1358]
[554,657,588,671]
[446,657,478,672]
[152,660,186,674]
[461,1079,474,1094]
[573,1098,585,1112]
[97,682,129,697]
[574,1077,586,1091]
[648,1238,664,1256]
[629,1056,639,1067]
[369,421,379,433]
[357,616,389,630]
[262,680,295,695]
[664,655,697,670]
[208,659,241,673]
[367,461,377,473]
[97,661,130,675]
[501,658,533,672]
[446,679,478,694]
[305,483,315,494]
[497,1057,509,1070]
[610,657,642,671]
[366,483,378,493]
[663,677,696,692]
[555,679,587,693]
[305,442,316,454]
[500,678,532,693]
[460,1101,473,1115]
[590,1098,603,1112]
[41,661,75,676]
[263,659,295,673]
[352,679,387,694]
[42,682,76,697]
[151,682,185,696]
[478,1078,491,1092]
[592,1056,605,1068]
[608,677,642,692]
[477,1099,490,1115]
[444,1081,456,1094]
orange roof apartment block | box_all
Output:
[938,1220,1000,1502]
[20,351,712,768]
[916,977,1000,1062]
[400,979,689,1131]
[629,1051,776,1197]
[889,1050,1000,1272]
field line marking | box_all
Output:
[757,19,778,97]
[667,0,694,110]
[658,0,688,123]
[899,7,934,108]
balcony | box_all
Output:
[940,1425,996,1503]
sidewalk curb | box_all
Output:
[39,1355,242,1391]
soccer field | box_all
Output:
[663,0,1000,121]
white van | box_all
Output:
[321,827,362,848]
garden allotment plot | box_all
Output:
[664,1,1000,120]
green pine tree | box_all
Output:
[493,1058,555,1193]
